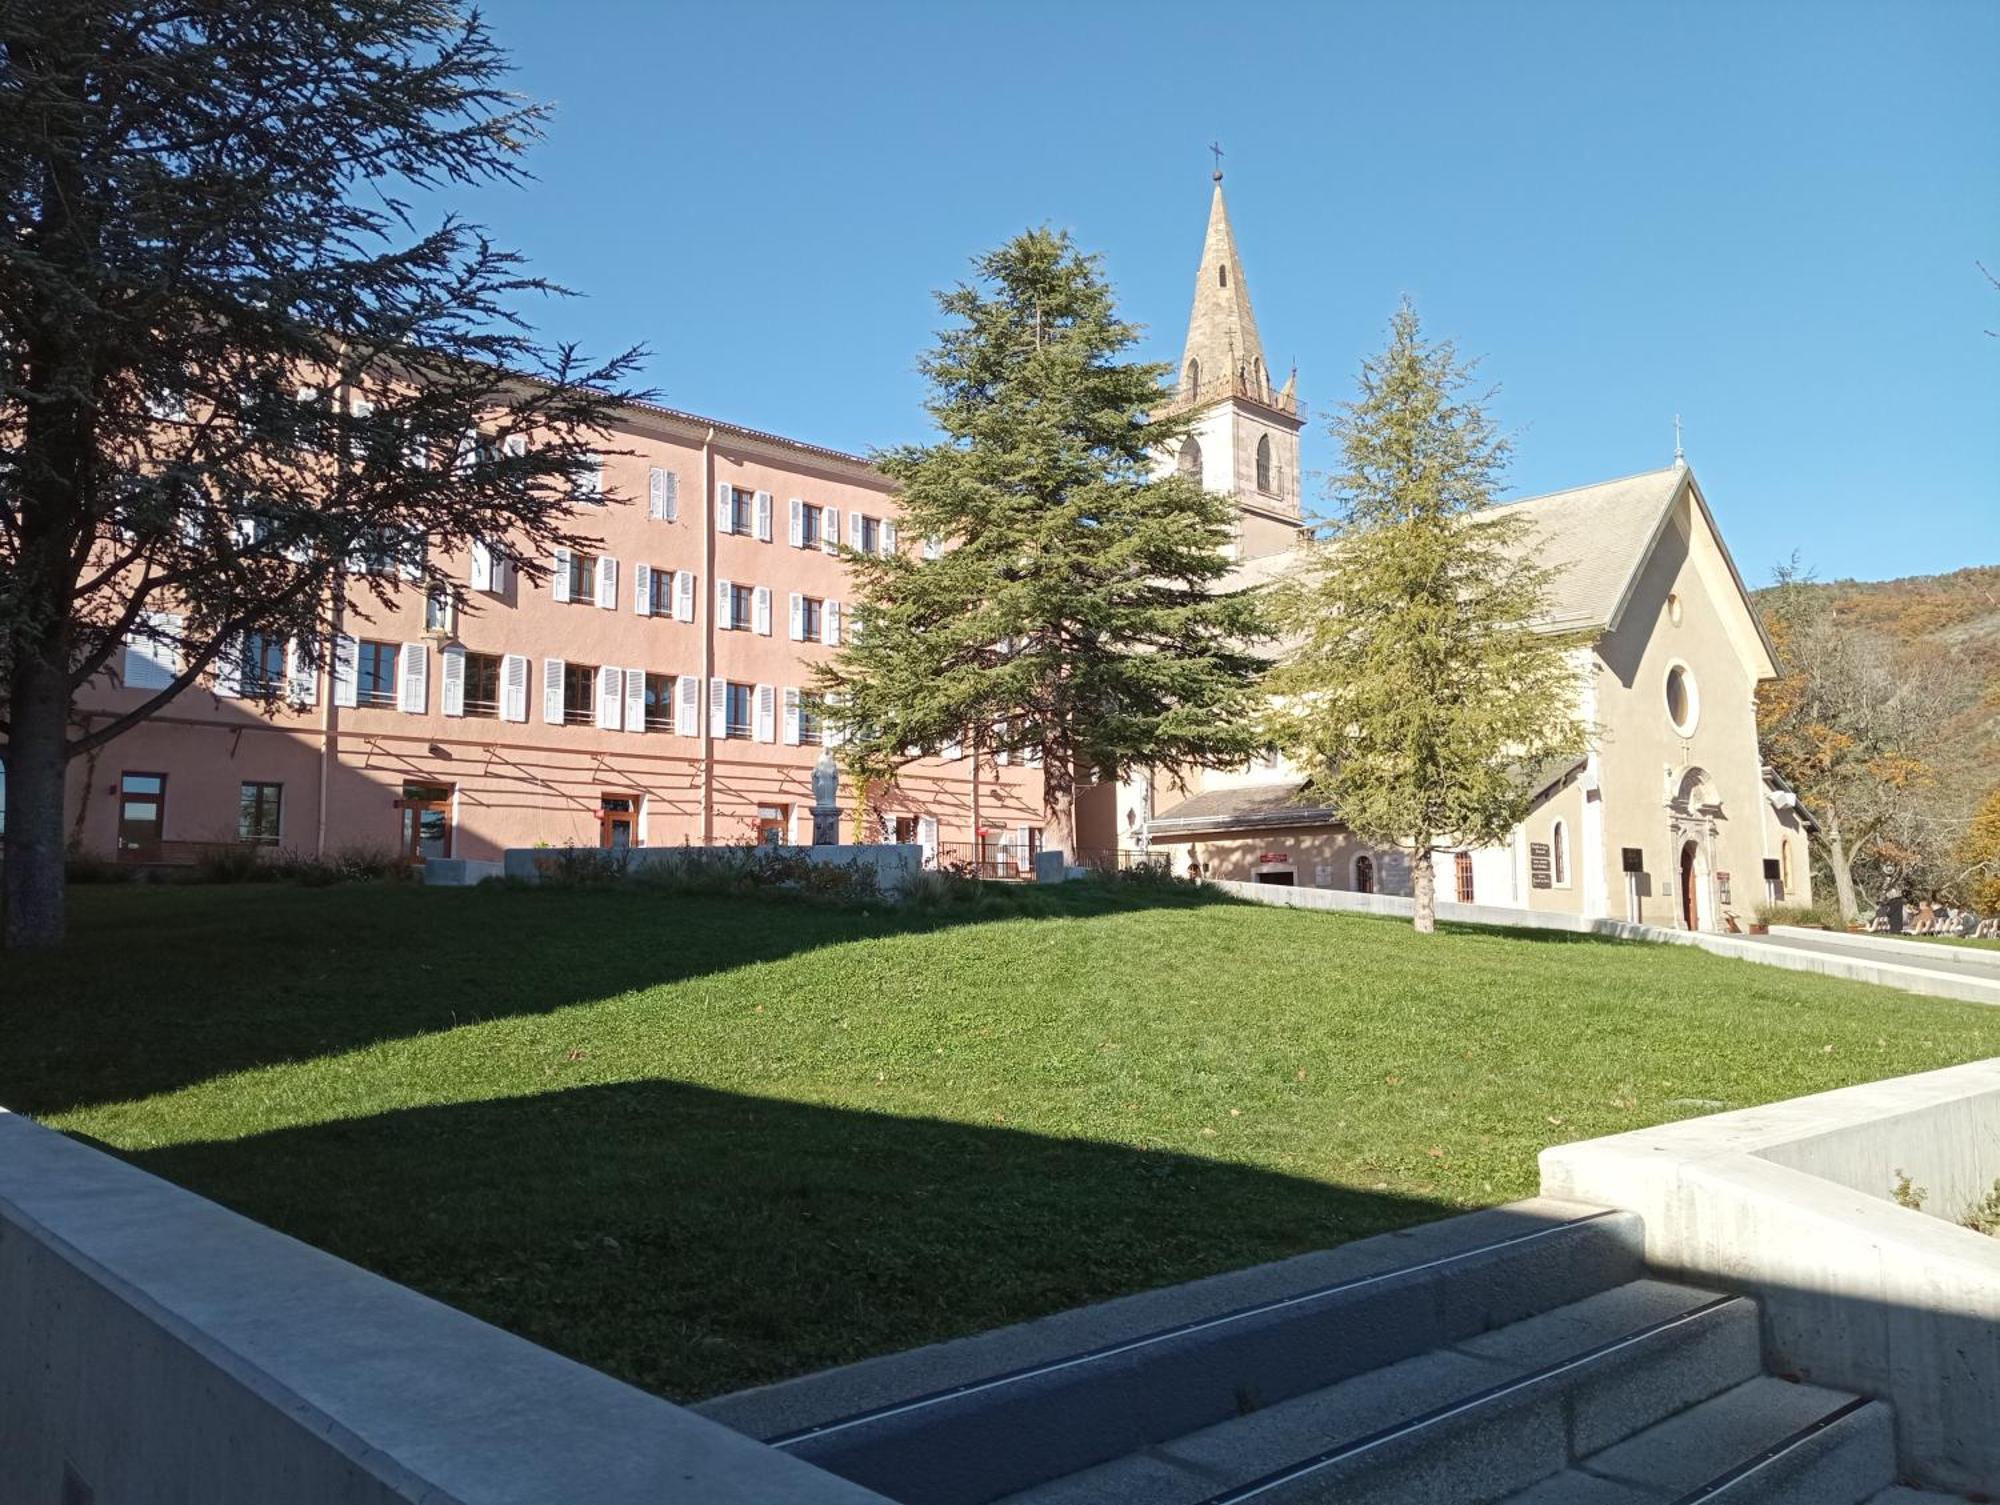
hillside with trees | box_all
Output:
[1754,563,2000,908]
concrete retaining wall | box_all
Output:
[500,842,923,891]
[0,1110,893,1505]
[1540,1060,2000,1494]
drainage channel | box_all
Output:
[770,1208,1621,1450]
[1197,1294,1746,1504]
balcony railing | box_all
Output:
[1159,371,1306,421]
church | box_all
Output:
[1080,173,1817,932]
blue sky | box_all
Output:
[450,0,1996,587]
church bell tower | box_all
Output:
[1163,167,1306,562]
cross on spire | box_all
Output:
[1208,141,1224,182]
[1673,413,1686,466]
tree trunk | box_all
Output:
[1825,818,1859,925]
[3,652,73,951]
[1049,792,1078,870]
[1411,844,1436,934]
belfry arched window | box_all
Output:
[1184,357,1200,393]
[1178,435,1202,479]
[1255,434,1273,493]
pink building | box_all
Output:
[60,401,1046,872]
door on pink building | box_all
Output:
[396,783,453,867]
[117,772,168,861]
[599,795,636,851]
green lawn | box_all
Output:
[6,880,2000,1402]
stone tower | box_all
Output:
[1163,172,1306,562]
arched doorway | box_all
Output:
[1354,854,1374,894]
[1679,839,1710,930]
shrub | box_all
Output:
[1755,901,1844,930]
[193,845,268,883]
[64,844,133,884]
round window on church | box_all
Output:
[1665,662,1699,737]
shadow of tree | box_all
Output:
[122,1078,1448,1402]
[0,878,1238,1116]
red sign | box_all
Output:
[1258,853,1291,864]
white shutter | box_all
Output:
[788,591,804,641]
[470,539,494,592]
[648,467,669,521]
[441,644,466,717]
[491,546,511,595]
[755,683,776,743]
[676,674,699,736]
[577,451,603,502]
[788,497,804,547]
[674,570,695,622]
[625,665,646,733]
[753,585,772,636]
[123,610,184,691]
[918,815,939,863]
[716,577,734,630]
[333,634,359,708]
[501,653,529,722]
[399,539,424,584]
[637,795,650,847]
[944,733,963,761]
[543,657,565,724]
[716,481,734,533]
[398,642,428,714]
[923,535,942,561]
[661,469,678,521]
[882,519,898,556]
[755,490,773,543]
[709,677,728,738]
[825,600,842,647]
[849,511,864,551]
[783,687,802,745]
[1015,826,1033,874]
[596,666,623,731]
[596,555,618,610]
[552,547,572,603]
[287,638,318,706]
[212,633,244,698]
[503,433,527,461]
[633,562,652,616]
[821,506,840,555]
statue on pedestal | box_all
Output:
[811,749,842,847]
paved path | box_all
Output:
[1744,929,2000,984]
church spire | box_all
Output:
[1178,175,1270,404]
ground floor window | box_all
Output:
[239,782,282,844]
[756,804,789,846]
[1454,850,1476,903]
[1255,869,1296,887]
[1354,854,1374,893]
[894,815,918,843]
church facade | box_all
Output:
[1083,174,1815,931]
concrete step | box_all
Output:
[1504,1376,1896,1505]
[759,1204,1647,1505]
[998,1280,1758,1504]
[1863,1490,1974,1504]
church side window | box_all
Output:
[1178,435,1202,479]
[1255,434,1273,493]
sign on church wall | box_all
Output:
[1529,842,1553,889]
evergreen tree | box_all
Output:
[0,1,641,948]
[818,228,1268,857]
[1268,302,1587,932]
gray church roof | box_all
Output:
[1151,756,1584,837]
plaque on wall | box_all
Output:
[1529,842,1553,888]
[1621,847,1645,875]
[1717,872,1732,904]
[1762,858,1782,881]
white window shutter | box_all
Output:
[709,677,728,738]
[503,433,527,461]
[398,642,428,714]
[212,633,244,698]
[552,547,572,603]
[676,674,699,736]
[788,497,804,548]
[662,470,678,521]
[1024,740,1043,767]
[882,518,898,556]
[755,683,776,743]
[470,539,494,592]
[332,635,359,708]
[783,687,801,746]
[399,539,425,584]
[596,555,618,610]
[648,467,669,521]
[944,732,963,761]
[543,657,565,725]
[716,481,734,533]
[440,644,466,717]
[755,490,773,543]
[491,546,511,595]
[753,585,772,636]
[596,666,623,731]
[821,506,840,555]
[716,577,734,630]
[501,653,529,722]
[674,569,695,622]
[825,600,842,647]
[577,451,603,502]
[633,562,652,616]
[923,535,942,561]
[849,511,864,550]
[625,666,646,733]
[287,638,318,707]
[918,815,938,862]
[122,610,185,692]
[788,591,804,641]
[637,795,650,847]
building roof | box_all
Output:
[1150,755,1586,838]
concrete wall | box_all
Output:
[1540,1060,2000,1493]
[0,1110,891,1505]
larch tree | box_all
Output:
[0,0,643,949]
[817,227,1268,857]
[1268,301,1588,933]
